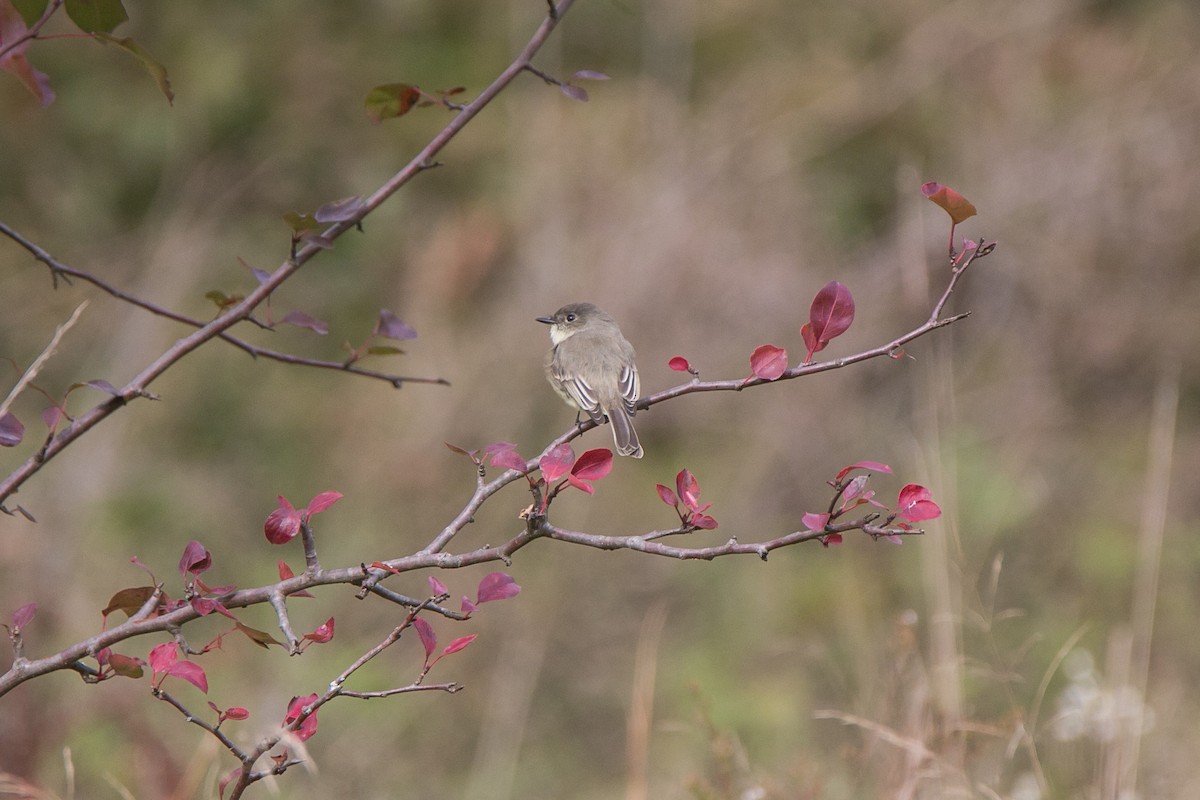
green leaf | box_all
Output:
[365,83,422,123]
[10,0,49,27]
[64,0,127,33]
[94,33,173,104]
[283,211,320,233]
[366,345,404,356]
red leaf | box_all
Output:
[668,356,691,372]
[428,575,448,597]
[656,484,678,507]
[821,533,844,547]
[0,412,24,447]
[799,322,821,361]
[264,496,301,544]
[149,642,178,678]
[676,469,701,511]
[801,512,829,530]
[539,443,575,482]
[571,448,613,481]
[442,634,478,656]
[476,572,521,604]
[834,461,893,482]
[277,561,314,597]
[107,652,145,679]
[460,596,477,616]
[167,659,209,694]
[224,707,250,720]
[304,617,335,644]
[11,602,35,630]
[412,616,436,661]
[284,693,319,741]
[365,83,423,123]
[808,281,855,350]
[748,344,788,382]
[305,490,342,517]
[178,540,212,576]
[921,182,977,224]
[690,513,719,530]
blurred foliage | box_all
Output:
[4,0,1200,797]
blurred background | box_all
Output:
[2,0,1199,797]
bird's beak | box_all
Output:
[536,315,554,325]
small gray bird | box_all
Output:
[537,302,643,458]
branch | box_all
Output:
[0,0,577,508]
[0,221,449,389]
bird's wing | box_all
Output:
[619,362,640,416]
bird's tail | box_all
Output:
[608,405,643,458]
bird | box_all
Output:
[537,302,643,458]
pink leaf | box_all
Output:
[279,311,329,334]
[656,484,678,507]
[178,540,212,576]
[676,469,701,511]
[460,596,477,616]
[0,412,24,447]
[808,281,855,349]
[476,572,521,604]
[484,442,528,472]
[841,475,870,502]
[573,70,610,81]
[834,461,893,482]
[539,443,575,482]
[0,4,55,107]
[690,513,719,530]
[571,448,613,482]
[374,309,418,341]
[821,533,843,547]
[224,707,250,720]
[264,496,301,544]
[428,576,448,597]
[897,484,941,522]
[412,616,436,661]
[748,344,788,382]
[41,406,63,429]
[11,602,36,630]
[560,83,588,102]
[305,490,343,517]
[668,356,691,372]
[801,512,829,530]
[566,473,595,494]
[441,634,478,656]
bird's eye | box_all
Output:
[566,313,576,322]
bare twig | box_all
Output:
[0,300,88,421]
[0,221,448,389]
